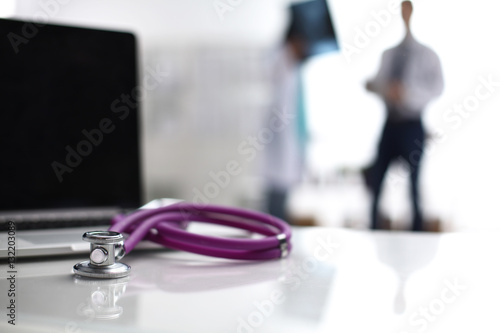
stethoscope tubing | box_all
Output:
[109,202,292,260]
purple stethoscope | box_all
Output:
[73,200,292,279]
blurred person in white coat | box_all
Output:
[263,23,308,223]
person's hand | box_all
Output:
[385,81,405,105]
[365,80,375,92]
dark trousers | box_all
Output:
[265,187,289,223]
[369,118,425,231]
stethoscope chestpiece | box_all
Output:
[73,231,130,279]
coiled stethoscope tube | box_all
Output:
[73,201,292,279]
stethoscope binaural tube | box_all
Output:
[73,201,292,279]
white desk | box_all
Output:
[1,227,498,332]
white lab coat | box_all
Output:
[263,45,305,191]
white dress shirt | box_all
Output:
[369,34,444,120]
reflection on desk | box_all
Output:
[0,227,499,332]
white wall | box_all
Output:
[12,0,287,44]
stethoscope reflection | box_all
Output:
[73,276,129,320]
[70,250,289,322]
[373,232,441,314]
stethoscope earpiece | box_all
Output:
[73,231,130,279]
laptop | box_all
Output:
[0,18,142,257]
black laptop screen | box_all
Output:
[0,18,142,211]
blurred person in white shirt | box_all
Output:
[366,0,444,231]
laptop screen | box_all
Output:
[0,18,142,216]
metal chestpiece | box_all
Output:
[73,231,130,279]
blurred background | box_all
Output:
[2,0,500,232]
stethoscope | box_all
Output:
[73,200,292,279]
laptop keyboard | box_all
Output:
[0,209,121,231]
[1,218,112,231]
[0,217,112,231]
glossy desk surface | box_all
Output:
[1,227,498,332]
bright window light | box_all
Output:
[0,0,16,18]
